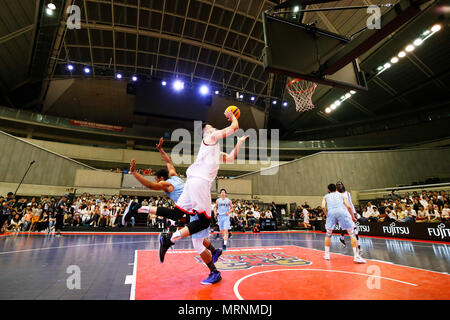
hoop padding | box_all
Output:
[287,79,318,112]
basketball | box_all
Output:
[226,105,240,119]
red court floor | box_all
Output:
[132,245,450,300]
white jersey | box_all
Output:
[341,191,356,214]
[186,139,221,183]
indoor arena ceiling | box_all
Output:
[0,0,449,141]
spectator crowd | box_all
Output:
[1,189,448,234]
[357,190,449,223]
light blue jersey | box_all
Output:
[165,176,184,203]
[217,197,231,230]
[325,192,354,230]
[164,175,209,239]
[217,198,230,216]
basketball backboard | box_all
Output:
[262,0,430,92]
[262,13,368,92]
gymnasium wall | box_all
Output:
[0,131,96,194]
[23,138,268,173]
[234,148,450,198]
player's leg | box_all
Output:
[203,238,222,263]
[339,230,347,248]
[324,228,332,260]
[346,228,366,263]
[192,237,221,285]
[223,216,231,250]
[324,214,338,260]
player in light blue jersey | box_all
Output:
[214,189,233,250]
[322,183,366,264]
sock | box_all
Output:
[325,246,330,254]
[224,240,228,246]
[207,243,217,254]
[171,230,181,242]
[351,237,358,256]
[206,261,218,273]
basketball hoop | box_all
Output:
[286,78,318,112]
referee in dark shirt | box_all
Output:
[55,195,68,237]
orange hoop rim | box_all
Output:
[286,78,318,94]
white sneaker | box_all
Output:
[323,253,330,260]
[354,255,366,264]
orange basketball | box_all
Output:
[226,105,240,119]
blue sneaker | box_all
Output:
[212,248,222,263]
[201,271,222,285]
[158,232,174,263]
[122,200,141,226]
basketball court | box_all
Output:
[1,231,448,300]
[0,0,449,304]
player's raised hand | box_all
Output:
[130,159,136,173]
[224,110,235,122]
[156,137,164,150]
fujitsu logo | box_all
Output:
[355,222,370,233]
[427,223,450,239]
[382,222,410,236]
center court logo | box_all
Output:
[382,222,410,236]
[195,252,311,270]
[427,223,450,240]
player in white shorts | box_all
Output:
[301,206,311,229]
[322,183,366,264]
[336,181,362,255]
[123,109,248,285]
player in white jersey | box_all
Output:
[125,138,225,284]
[214,189,233,250]
[300,206,311,229]
[123,109,248,285]
[336,181,362,255]
[322,183,366,264]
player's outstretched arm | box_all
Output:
[205,110,239,144]
[156,137,177,177]
[221,135,249,163]
[130,159,174,192]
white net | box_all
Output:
[287,79,318,112]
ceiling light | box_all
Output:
[132,76,138,82]
[325,107,331,113]
[45,8,54,15]
[214,90,219,95]
[199,85,209,95]
[405,44,415,52]
[431,24,441,32]
[67,64,74,71]
[398,51,406,58]
[335,101,341,106]
[116,73,122,79]
[345,93,351,98]
[282,101,288,107]
[250,96,255,101]
[377,66,384,71]
[350,90,356,94]
[161,81,167,86]
[173,80,184,91]
[47,2,56,10]
[239,94,244,99]
[84,67,91,74]
[390,57,399,64]
[413,38,423,46]
[331,104,337,110]
[384,62,391,69]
